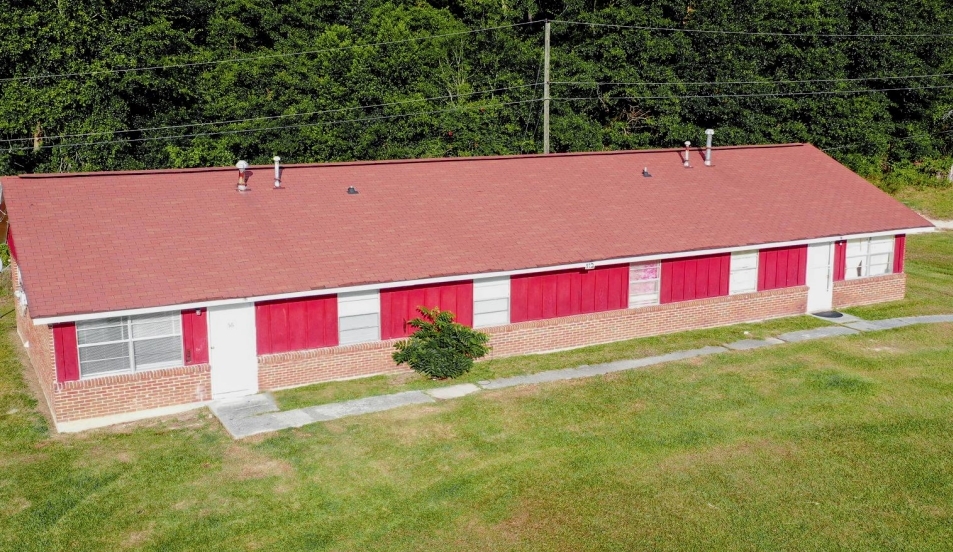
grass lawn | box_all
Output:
[275,316,829,410]
[894,185,953,220]
[2,307,953,550]
[1,232,952,551]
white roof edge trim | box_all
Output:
[32,225,935,325]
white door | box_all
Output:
[806,242,834,312]
[208,304,259,399]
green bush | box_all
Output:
[392,307,490,379]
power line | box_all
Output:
[553,83,953,101]
[0,83,538,144]
[822,129,953,152]
[551,19,953,38]
[7,99,542,152]
[0,21,540,84]
[552,72,953,87]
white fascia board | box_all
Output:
[32,225,935,325]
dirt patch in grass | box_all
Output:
[221,444,294,481]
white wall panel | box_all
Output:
[729,251,759,295]
[473,276,510,328]
[338,290,380,345]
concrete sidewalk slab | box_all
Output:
[302,390,436,420]
[425,384,481,400]
[811,312,864,325]
[777,326,859,342]
[725,338,784,351]
[480,346,729,390]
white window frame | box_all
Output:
[729,250,759,295]
[628,261,661,307]
[76,313,184,379]
[845,237,894,280]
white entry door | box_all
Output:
[806,242,834,313]
[208,304,259,399]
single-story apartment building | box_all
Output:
[3,142,934,431]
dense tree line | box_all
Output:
[1,0,951,181]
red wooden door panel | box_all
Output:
[510,264,629,323]
[660,253,730,304]
[380,281,474,339]
[758,245,807,291]
[255,295,338,355]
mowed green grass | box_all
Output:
[1,233,952,550]
[276,315,828,410]
[895,185,953,220]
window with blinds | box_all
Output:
[76,313,183,378]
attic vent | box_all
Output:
[347,186,359,195]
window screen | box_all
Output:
[76,313,183,378]
[629,262,661,307]
[845,237,894,280]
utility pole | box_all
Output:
[543,20,551,154]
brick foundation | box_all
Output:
[833,273,906,309]
[51,365,211,423]
[259,286,808,391]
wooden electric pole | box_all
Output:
[543,20,551,154]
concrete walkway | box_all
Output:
[210,313,953,439]
[925,217,953,230]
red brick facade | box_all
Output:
[13,257,212,425]
[832,273,906,309]
[52,365,211,423]
[258,286,809,391]
[12,268,907,427]
[12,259,57,410]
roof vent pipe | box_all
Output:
[683,141,691,167]
[273,156,281,188]
[236,160,249,192]
[704,129,715,166]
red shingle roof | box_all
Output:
[4,144,931,319]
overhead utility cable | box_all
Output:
[551,19,953,38]
[553,72,953,87]
[0,83,538,144]
[0,21,539,84]
[553,83,953,101]
[822,129,953,152]
[7,98,542,151]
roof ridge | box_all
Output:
[14,143,807,179]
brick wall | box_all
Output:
[259,340,409,390]
[52,365,211,423]
[11,258,57,411]
[259,286,808,391]
[832,273,906,309]
[484,285,808,358]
